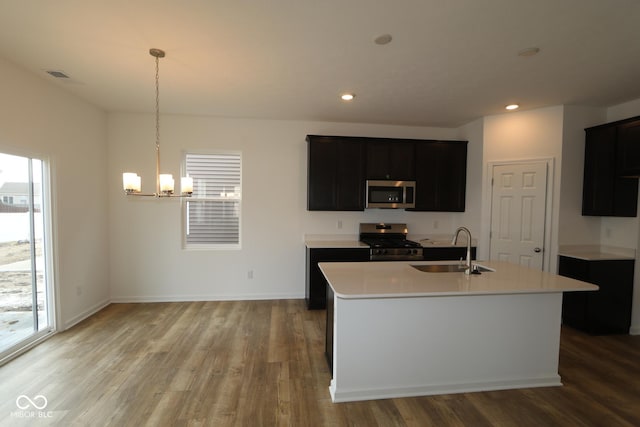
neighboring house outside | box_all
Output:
[0,182,41,212]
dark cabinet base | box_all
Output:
[559,256,634,334]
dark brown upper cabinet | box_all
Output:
[409,141,467,212]
[582,119,638,217]
[307,135,365,211]
[617,118,640,177]
[307,135,467,212]
[366,140,415,180]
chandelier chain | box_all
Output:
[155,54,160,151]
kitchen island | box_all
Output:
[319,260,598,403]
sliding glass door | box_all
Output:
[0,152,53,362]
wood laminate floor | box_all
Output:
[0,300,639,426]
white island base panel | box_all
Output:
[330,292,563,403]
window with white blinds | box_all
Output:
[183,152,241,248]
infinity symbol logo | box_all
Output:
[16,395,48,410]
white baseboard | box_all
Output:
[109,293,305,304]
[630,325,640,335]
[330,376,562,403]
[63,299,111,330]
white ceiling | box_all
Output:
[0,0,639,127]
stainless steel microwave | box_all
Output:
[365,180,416,209]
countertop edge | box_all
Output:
[331,287,599,300]
[320,260,599,299]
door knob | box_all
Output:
[534,247,542,253]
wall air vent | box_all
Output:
[46,70,70,79]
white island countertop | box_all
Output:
[319,260,598,299]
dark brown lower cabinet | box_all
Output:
[559,255,634,334]
[305,248,369,310]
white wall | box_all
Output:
[457,118,484,241]
[0,57,109,329]
[481,106,564,272]
[108,113,483,301]
[607,98,640,122]
[558,105,605,246]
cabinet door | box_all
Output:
[582,126,638,217]
[617,119,640,177]
[587,260,634,334]
[307,138,337,210]
[335,140,365,210]
[559,256,590,330]
[582,126,617,215]
[366,140,415,180]
[412,141,467,211]
[307,136,365,211]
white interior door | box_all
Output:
[489,162,548,269]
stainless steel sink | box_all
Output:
[411,264,467,273]
[411,264,495,273]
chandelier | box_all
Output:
[122,48,192,197]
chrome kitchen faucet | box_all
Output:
[452,227,473,275]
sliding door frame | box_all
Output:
[0,148,57,365]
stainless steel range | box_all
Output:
[359,223,423,261]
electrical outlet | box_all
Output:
[433,220,439,229]
[337,220,343,229]
[248,270,254,279]
[76,286,82,296]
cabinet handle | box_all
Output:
[534,247,542,253]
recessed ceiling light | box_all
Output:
[505,104,520,111]
[374,34,393,45]
[518,47,540,57]
[341,93,355,101]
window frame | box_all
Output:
[181,149,242,250]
